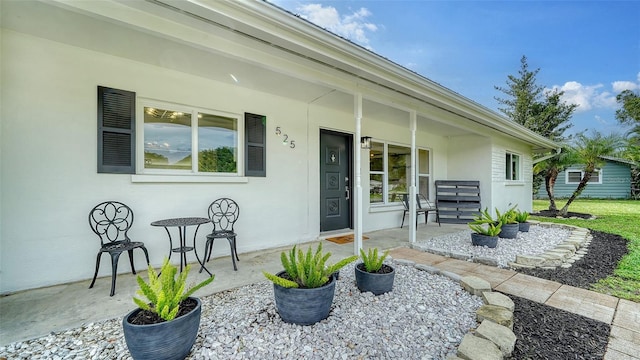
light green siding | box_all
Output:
[536,160,632,199]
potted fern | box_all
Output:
[496,206,519,239]
[263,243,357,325]
[123,258,214,360]
[355,248,395,295]
[468,208,502,248]
[515,210,531,232]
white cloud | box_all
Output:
[547,79,636,113]
[296,4,377,49]
[612,80,639,93]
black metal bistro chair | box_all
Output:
[201,198,240,273]
[88,201,150,296]
[401,194,440,228]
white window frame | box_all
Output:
[369,140,432,206]
[505,151,521,181]
[565,168,602,184]
[136,98,244,177]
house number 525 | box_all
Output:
[275,126,295,149]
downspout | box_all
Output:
[533,147,562,164]
[354,93,364,255]
[409,111,417,244]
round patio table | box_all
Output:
[151,217,212,276]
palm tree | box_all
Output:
[533,146,577,211]
[558,131,624,216]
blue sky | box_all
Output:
[270,0,640,138]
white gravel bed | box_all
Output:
[413,224,571,268]
[0,263,483,360]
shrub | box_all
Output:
[133,258,215,321]
[515,210,530,223]
[469,222,502,236]
[263,243,357,289]
[360,248,389,273]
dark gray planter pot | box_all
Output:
[518,222,531,232]
[471,233,498,248]
[498,223,519,238]
[273,271,336,326]
[355,263,395,295]
[123,297,201,360]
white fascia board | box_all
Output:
[53,0,558,152]
[212,1,560,152]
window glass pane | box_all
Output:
[388,144,410,202]
[419,176,430,198]
[198,113,238,173]
[144,107,191,170]
[505,153,511,180]
[568,171,581,183]
[370,141,384,172]
[418,149,430,174]
[588,170,600,183]
[370,174,383,203]
[512,154,520,180]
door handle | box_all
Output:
[345,188,350,200]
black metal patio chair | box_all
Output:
[88,201,150,296]
[201,198,240,272]
[401,193,440,228]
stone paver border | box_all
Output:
[409,221,592,271]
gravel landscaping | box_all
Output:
[0,224,628,359]
[0,264,483,359]
[413,224,572,268]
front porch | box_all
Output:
[0,222,467,345]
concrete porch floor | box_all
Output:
[0,222,466,346]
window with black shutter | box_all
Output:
[245,113,266,177]
[97,86,135,174]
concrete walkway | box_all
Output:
[388,247,640,360]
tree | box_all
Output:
[558,132,624,216]
[533,146,577,211]
[495,56,544,127]
[615,90,640,199]
[616,89,640,125]
[495,55,577,201]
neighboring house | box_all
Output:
[0,0,559,294]
[536,156,634,199]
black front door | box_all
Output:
[320,130,352,231]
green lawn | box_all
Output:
[531,199,640,302]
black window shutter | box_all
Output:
[245,113,266,177]
[97,86,135,174]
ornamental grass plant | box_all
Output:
[359,248,390,273]
[263,243,357,289]
[133,258,215,321]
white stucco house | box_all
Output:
[0,0,559,294]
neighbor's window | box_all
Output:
[143,104,238,174]
[505,152,520,180]
[369,141,431,204]
[566,169,601,184]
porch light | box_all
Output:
[360,136,372,149]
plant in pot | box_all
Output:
[468,208,502,248]
[496,206,519,239]
[355,248,395,295]
[123,258,215,360]
[263,243,357,325]
[515,210,531,232]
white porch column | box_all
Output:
[354,93,364,255]
[409,110,417,243]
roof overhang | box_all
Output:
[7,0,560,153]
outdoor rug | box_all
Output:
[325,234,369,244]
